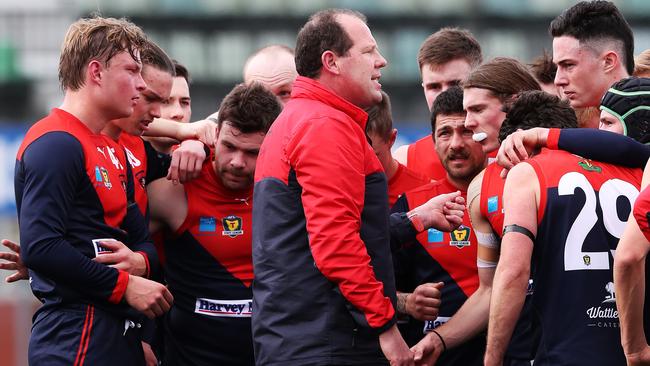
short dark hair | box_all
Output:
[464,57,541,104]
[431,85,465,135]
[499,90,578,143]
[173,60,190,83]
[365,91,393,142]
[141,42,175,76]
[549,1,634,74]
[295,9,366,78]
[217,82,281,134]
[529,51,557,85]
[417,27,482,71]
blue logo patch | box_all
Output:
[487,196,499,213]
[199,217,216,232]
[428,228,443,243]
[95,166,102,182]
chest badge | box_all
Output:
[450,225,471,249]
[222,215,244,238]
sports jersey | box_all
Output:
[163,161,254,366]
[634,185,650,242]
[253,76,396,365]
[392,178,484,365]
[15,108,156,365]
[525,149,642,365]
[480,162,506,235]
[406,136,447,181]
[388,162,431,207]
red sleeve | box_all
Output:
[546,128,561,150]
[288,117,395,330]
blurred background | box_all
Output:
[1,0,650,364]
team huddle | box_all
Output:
[2,1,650,365]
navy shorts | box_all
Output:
[29,305,145,366]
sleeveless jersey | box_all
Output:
[480,162,506,235]
[399,178,484,365]
[406,136,446,181]
[163,161,254,365]
[526,149,642,365]
[388,162,431,207]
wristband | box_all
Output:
[407,212,424,232]
[431,329,447,353]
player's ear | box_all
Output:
[87,60,103,85]
[321,50,340,76]
[602,51,619,74]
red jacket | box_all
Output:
[253,76,397,365]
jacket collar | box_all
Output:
[290,76,369,130]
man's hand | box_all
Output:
[406,282,443,321]
[412,332,444,366]
[627,346,650,366]
[142,341,158,366]
[167,139,207,184]
[124,275,173,319]
[0,239,29,282]
[179,119,217,147]
[379,324,415,366]
[497,127,550,177]
[409,191,465,232]
[93,240,147,277]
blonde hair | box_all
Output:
[634,49,650,77]
[58,16,148,91]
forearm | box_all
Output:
[436,285,491,349]
[554,128,650,167]
[485,269,528,365]
[145,118,184,140]
[614,253,648,354]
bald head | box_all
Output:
[243,45,297,106]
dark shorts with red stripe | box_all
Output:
[28,305,145,366]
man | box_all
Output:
[366,91,430,207]
[243,44,297,106]
[550,0,633,128]
[485,111,642,364]
[252,9,461,365]
[615,161,650,366]
[463,57,541,155]
[412,91,578,366]
[391,86,487,366]
[15,17,172,365]
[147,82,281,366]
[394,28,482,180]
[146,60,192,154]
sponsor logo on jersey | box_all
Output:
[100,167,112,189]
[583,254,591,266]
[487,195,499,213]
[585,281,620,328]
[124,146,141,168]
[428,228,443,243]
[578,160,602,173]
[95,166,102,182]
[423,316,450,333]
[195,298,252,318]
[450,225,471,249]
[222,215,244,238]
[199,216,217,233]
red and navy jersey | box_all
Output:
[480,162,506,236]
[388,163,431,207]
[526,149,642,365]
[14,108,154,316]
[406,136,446,181]
[253,77,396,365]
[162,161,253,365]
[392,179,483,365]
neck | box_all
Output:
[446,174,470,192]
[385,158,400,180]
[102,122,123,141]
[60,91,112,134]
